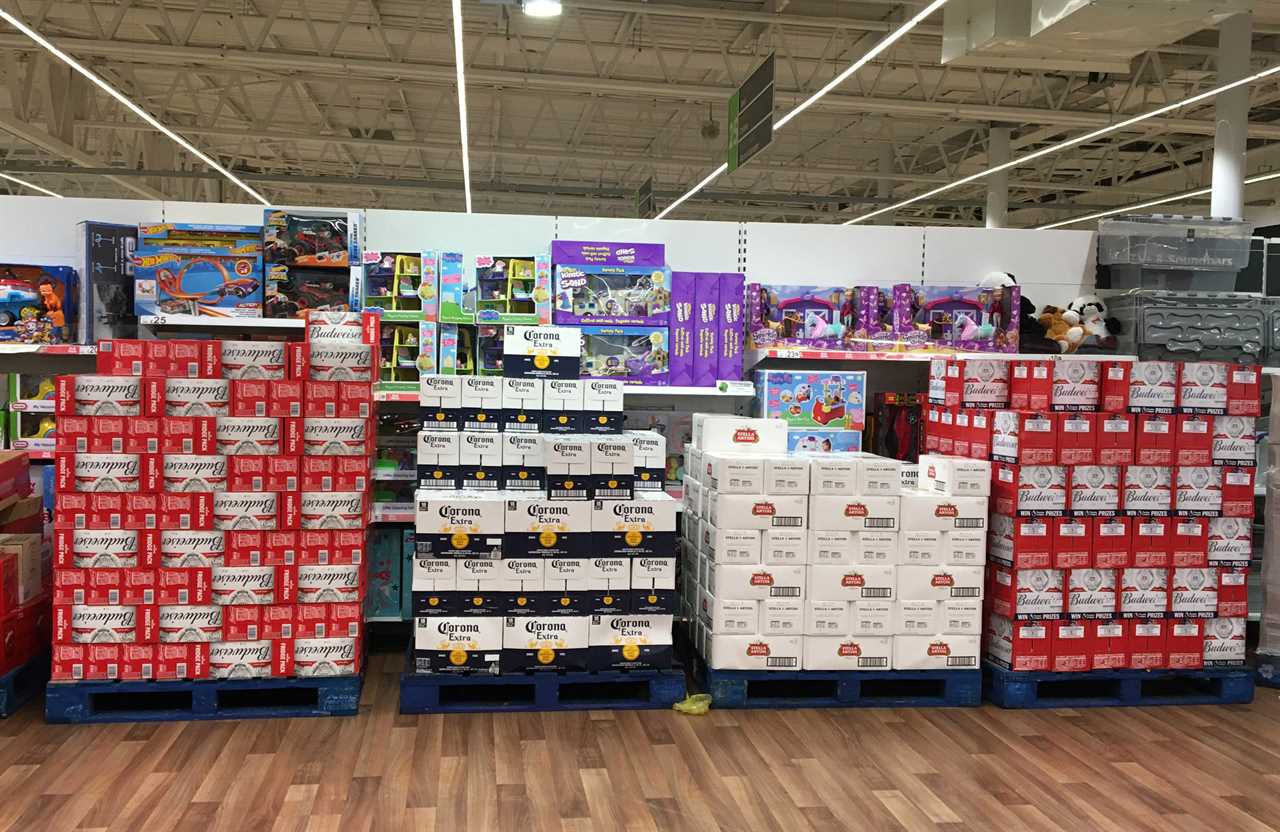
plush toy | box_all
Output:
[1066,294,1122,351]
[980,271,1058,353]
[1038,305,1084,353]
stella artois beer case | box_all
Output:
[412,351,677,675]
[51,326,374,683]
[924,357,1256,673]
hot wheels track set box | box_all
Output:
[133,224,264,318]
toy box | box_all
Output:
[79,221,137,341]
[0,264,80,344]
[264,266,350,319]
[856,285,895,346]
[358,251,431,321]
[719,273,745,381]
[263,210,352,268]
[552,241,668,326]
[366,527,406,621]
[438,324,503,376]
[437,251,474,324]
[134,225,264,318]
[892,283,1020,352]
[693,275,719,386]
[787,429,863,453]
[8,373,56,413]
[755,370,867,430]
[669,272,696,386]
[475,254,551,325]
[9,410,52,457]
[375,318,428,387]
[580,326,668,385]
[746,284,860,350]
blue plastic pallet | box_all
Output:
[45,673,363,724]
[0,651,50,718]
[984,661,1254,709]
[400,660,686,714]
[693,660,981,709]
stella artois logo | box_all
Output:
[841,573,864,587]
[843,503,867,517]
[746,642,770,657]
[838,642,861,657]
[751,502,775,516]
[934,504,957,517]
[931,573,954,587]
[749,572,774,586]
[927,641,951,656]
[733,428,759,444]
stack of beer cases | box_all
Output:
[0,453,51,679]
[923,357,1257,673]
[681,413,990,671]
[413,324,678,675]
[50,324,375,683]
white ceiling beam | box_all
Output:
[0,111,166,198]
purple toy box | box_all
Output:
[856,285,896,347]
[551,241,670,326]
[746,284,861,350]
[891,283,1020,352]
[669,271,695,386]
[694,274,720,387]
[718,273,745,382]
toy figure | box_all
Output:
[840,288,857,330]
[1066,294,1122,351]
[794,383,811,403]
[987,286,1005,331]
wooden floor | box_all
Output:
[2,653,1279,832]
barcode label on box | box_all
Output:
[860,657,889,668]
[955,518,984,529]
[142,663,153,679]
[769,587,801,598]
[865,518,895,529]
[771,517,803,527]
[595,489,629,499]
[247,625,258,640]
[72,665,83,680]
[551,488,587,499]
[766,657,798,668]
[947,656,977,667]
[862,588,893,598]
[951,587,981,598]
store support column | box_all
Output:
[986,127,1010,229]
[1211,13,1251,220]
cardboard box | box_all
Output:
[544,435,591,499]
[419,375,463,432]
[896,565,983,602]
[1098,413,1136,465]
[700,523,761,565]
[1132,517,1171,568]
[706,633,801,670]
[1172,517,1209,567]
[803,635,893,670]
[1050,620,1090,672]
[807,529,852,565]
[54,603,157,643]
[56,452,160,493]
[700,591,758,634]
[892,634,979,670]
[414,491,505,558]
[589,437,635,500]
[1089,618,1128,669]
[220,341,288,380]
[1203,616,1246,666]
[1056,412,1098,465]
[807,564,893,602]
[1099,361,1131,412]
[709,562,804,601]
[587,614,672,670]
[500,615,589,672]
[1227,364,1261,416]
[898,493,985,533]
[1123,466,1172,516]
[1179,361,1228,414]
[710,493,808,531]
[761,529,806,565]
[1167,618,1205,669]
[541,379,584,433]
[1217,566,1249,617]
[458,431,502,490]
[703,453,764,495]
[988,565,1065,619]
[992,410,1057,465]
[1052,517,1091,568]
[694,416,787,455]
[1051,360,1100,411]
[1135,413,1176,466]
[807,495,898,532]
[1207,516,1252,565]
[54,528,160,569]
[759,598,803,636]
[1009,360,1052,411]
[628,430,667,491]
[1066,567,1116,618]
[985,614,1051,671]
[582,379,625,434]
[227,455,301,493]
[1093,517,1132,568]
[992,463,1067,517]
[53,567,156,606]
[592,493,677,558]
[807,456,857,495]
[159,530,225,568]
[502,325,581,380]
[918,455,990,497]
[987,513,1051,569]
[56,374,158,417]
[1068,466,1120,515]
[1128,361,1178,413]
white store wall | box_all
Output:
[0,196,1098,309]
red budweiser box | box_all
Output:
[1167,619,1205,670]
[294,603,361,639]
[1134,414,1176,466]
[168,340,222,379]
[57,416,161,454]
[51,643,125,681]
[936,408,954,455]
[220,340,288,380]
[208,638,294,679]
[952,410,971,458]
[306,381,374,420]
[1093,516,1132,568]
[1052,518,1091,569]
[923,406,941,453]
[968,409,993,460]
[1217,566,1249,617]
[1089,618,1128,670]
[1170,567,1218,618]
[299,492,368,530]
[1127,361,1178,413]
[1119,567,1168,618]
[261,604,296,639]
[1226,364,1261,417]
[227,456,300,493]
[55,452,160,493]
[229,379,291,418]
[988,564,1065,620]
[211,491,298,531]
[300,456,371,492]
[300,530,364,565]
[293,635,361,677]
[151,492,215,531]
[161,454,228,492]
[1203,616,1246,666]
[1174,414,1213,466]
[1068,466,1120,516]
[988,513,1051,569]
[1099,361,1131,412]
[0,598,48,676]
[56,374,162,417]
[301,418,375,456]
[157,604,222,643]
[158,416,217,455]
[1174,466,1255,517]
[991,410,1057,464]
[1122,465,1172,516]
[95,339,168,377]
[931,358,1009,409]
[1051,620,1090,672]
[53,568,156,606]
[1178,362,1231,415]
[222,605,263,641]
[1171,517,1209,567]
[1128,619,1166,669]
[295,342,376,383]
[1207,517,1252,565]
[54,602,157,643]
[224,530,296,567]
[1212,415,1257,467]
[1009,360,1052,411]
[53,528,160,569]
[163,377,231,417]
[1097,412,1135,465]
[156,567,212,605]
[1051,360,1101,412]
[985,614,1050,671]
[992,463,1067,517]
[155,642,210,680]
[215,416,302,456]
[1055,412,1098,465]
[1131,517,1171,568]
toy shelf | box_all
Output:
[626,382,755,397]
[139,314,305,329]
[8,400,53,413]
[0,344,96,356]
[373,469,416,481]
[746,347,1138,368]
[371,501,414,523]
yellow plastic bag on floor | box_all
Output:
[672,693,711,715]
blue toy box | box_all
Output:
[367,527,408,620]
[756,370,867,431]
[133,225,265,318]
[0,264,80,344]
[787,429,863,454]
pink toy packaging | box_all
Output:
[669,272,695,386]
[746,284,859,350]
[717,273,745,382]
[693,274,719,387]
[892,283,1020,352]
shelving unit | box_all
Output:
[139,314,305,330]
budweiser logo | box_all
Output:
[212,567,274,589]
[159,606,222,628]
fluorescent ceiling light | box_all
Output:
[524,0,562,17]
[1037,169,1280,230]
[451,0,473,213]
[655,0,949,220]
[0,172,63,198]
[847,61,1280,225]
[0,10,268,205]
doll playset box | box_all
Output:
[746,284,862,350]
[891,283,1020,352]
[552,241,671,326]
[755,370,867,430]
